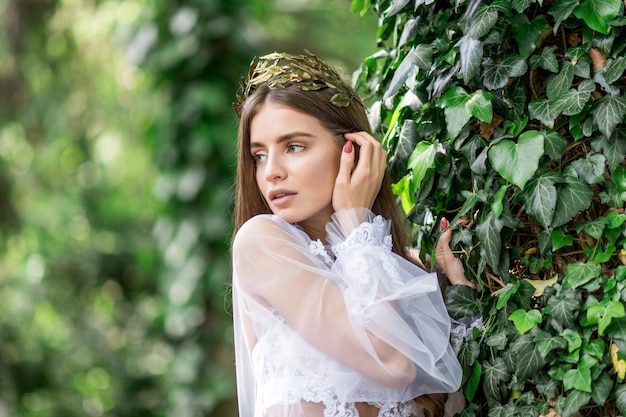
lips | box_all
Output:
[268,189,296,206]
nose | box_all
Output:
[263,153,286,182]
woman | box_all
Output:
[231,51,471,417]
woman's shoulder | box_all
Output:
[238,213,286,233]
[233,214,300,248]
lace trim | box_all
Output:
[331,215,392,258]
[254,325,415,417]
[450,315,484,354]
[369,401,415,417]
[309,239,334,265]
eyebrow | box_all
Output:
[250,132,314,149]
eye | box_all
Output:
[252,152,267,164]
[287,144,305,153]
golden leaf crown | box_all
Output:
[233,50,360,117]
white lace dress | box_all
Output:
[232,208,462,417]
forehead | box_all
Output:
[249,101,327,141]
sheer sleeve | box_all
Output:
[232,209,462,417]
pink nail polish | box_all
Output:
[343,141,353,153]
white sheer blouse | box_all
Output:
[232,208,462,417]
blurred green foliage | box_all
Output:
[0,0,376,416]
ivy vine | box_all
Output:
[353,0,626,415]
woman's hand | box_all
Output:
[436,218,476,288]
[332,132,387,212]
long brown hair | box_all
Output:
[233,79,448,417]
[234,84,411,256]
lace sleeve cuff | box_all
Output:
[325,209,399,319]
[326,208,393,257]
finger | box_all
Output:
[344,132,386,178]
[436,218,453,259]
[336,140,355,184]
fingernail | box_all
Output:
[343,141,353,153]
[440,218,449,230]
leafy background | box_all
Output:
[4,0,626,416]
[353,0,626,416]
[0,1,375,416]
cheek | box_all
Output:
[254,167,267,193]
[320,155,341,189]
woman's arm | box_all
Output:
[233,212,461,392]
[233,215,416,388]
[435,217,476,288]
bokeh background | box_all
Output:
[0,1,377,416]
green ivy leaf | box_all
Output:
[606,210,626,229]
[575,217,608,240]
[615,383,626,415]
[458,338,481,368]
[491,185,507,218]
[350,0,371,15]
[495,281,521,310]
[512,0,533,13]
[592,95,626,137]
[591,129,626,171]
[486,330,509,350]
[407,141,437,186]
[457,34,483,84]
[546,62,575,101]
[549,0,580,35]
[551,177,593,228]
[563,366,592,393]
[570,153,607,185]
[398,18,419,48]
[488,130,544,190]
[561,328,583,352]
[476,212,503,271]
[544,132,567,161]
[533,329,567,357]
[384,47,422,99]
[510,14,550,58]
[486,404,508,417]
[468,90,494,122]
[592,245,616,263]
[557,389,592,417]
[553,79,595,116]
[384,0,412,17]
[457,189,488,219]
[591,372,613,406]
[564,262,601,289]
[389,119,418,182]
[509,309,543,334]
[588,300,626,335]
[469,2,501,38]
[573,54,591,78]
[511,334,547,380]
[391,174,413,215]
[483,55,528,90]
[482,357,511,404]
[439,87,471,139]
[551,229,574,250]
[464,361,482,402]
[528,98,561,127]
[446,285,483,319]
[439,88,493,140]
[530,45,559,73]
[612,166,626,192]
[603,56,626,84]
[522,174,557,228]
[573,0,621,35]
[414,44,433,71]
[442,106,470,141]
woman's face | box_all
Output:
[249,100,342,240]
